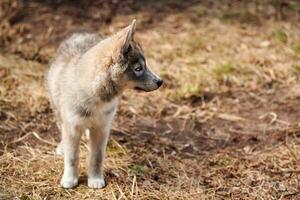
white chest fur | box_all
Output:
[64,98,119,129]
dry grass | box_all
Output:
[1,0,300,199]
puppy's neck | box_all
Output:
[91,70,122,102]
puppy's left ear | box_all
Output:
[115,19,136,56]
[122,19,136,55]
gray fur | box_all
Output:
[75,105,92,118]
[58,32,102,58]
[97,73,120,102]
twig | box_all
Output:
[32,132,56,146]
[131,175,137,198]
[10,132,33,144]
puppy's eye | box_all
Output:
[134,66,143,72]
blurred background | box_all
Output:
[1,0,300,199]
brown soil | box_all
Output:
[1,1,300,199]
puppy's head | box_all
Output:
[111,20,163,92]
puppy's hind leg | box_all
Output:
[56,141,64,156]
[55,114,64,156]
[60,122,82,189]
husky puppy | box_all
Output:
[47,20,163,189]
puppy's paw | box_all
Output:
[88,177,105,189]
[56,142,63,156]
[60,176,78,189]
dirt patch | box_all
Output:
[1,1,300,199]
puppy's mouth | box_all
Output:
[134,87,147,92]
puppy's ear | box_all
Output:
[114,19,136,56]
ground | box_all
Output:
[1,0,300,199]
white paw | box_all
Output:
[60,176,78,189]
[56,143,63,156]
[88,177,106,189]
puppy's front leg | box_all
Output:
[88,126,109,188]
[60,122,82,189]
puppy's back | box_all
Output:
[58,32,102,59]
[47,32,102,114]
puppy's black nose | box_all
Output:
[156,79,163,87]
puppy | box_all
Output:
[47,19,163,188]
